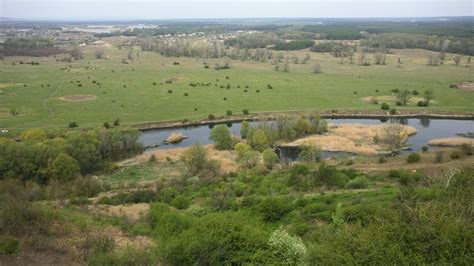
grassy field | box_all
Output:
[0,45,473,130]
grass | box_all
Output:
[0,46,473,131]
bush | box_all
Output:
[180,144,220,177]
[226,110,233,116]
[258,197,292,222]
[208,114,215,120]
[390,108,397,115]
[262,148,279,169]
[450,151,461,160]
[345,176,369,189]
[417,101,428,107]
[68,121,78,128]
[378,156,387,164]
[234,143,252,158]
[407,153,421,163]
[268,227,307,265]
[434,150,444,163]
[239,150,260,169]
[248,129,270,152]
[460,144,472,156]
[422,146,429,152]
[209,125,233,150]
[171,195,191,210]
[381,103,390,110]
[0,237,19,255]
[242,109,249,115]
[103,122,110,129]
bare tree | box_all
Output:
[427,54,440,66]
[69,46,83,60]
[396,57,402,68]
[467,57,471,67]
[94,50,105,59]
[281,62,290,72]
[374,53,387,65]
[382,124,408,154]
[127,50,133,61]
[313,63,322,74]
[397,89,412,105]
[0,54,4,61]
[453,55,462,65]
[359,52,370,66]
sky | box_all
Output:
[1,0,473,20]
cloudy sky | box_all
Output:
[1,0,473,20]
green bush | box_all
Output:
[407,153,421,163]
[0,237,19,255]
[262,148,279,169]
[226,110,233,116]
[390,108,397,115]
[242,109,249,115]
[345,176,369,189]
[258,197,292,222]
[381,103,390,110]
[68,121,78,128]
[209,125,233,150]
[450,151,461,160]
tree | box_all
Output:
[94,50,105,59]
[268,227,307,265]
[180,144,219,177]
[209,125,233,150]
[240,121,250,139]
[64,131,101,174]
[48,153,80,182]
[248,129,270,152]
[69,46,83,60]
[20,128,47,143]
[427,54,440,66]
[423,89,435,106]
[239,150,260,169]
[396,57,402,68]
[359,52,370,66]
[453,55,462,65]
[313,63,322,74]
[374,53,387,65]
[397,89,412,106]
[234,143,252,159]
[262,148,279,169]
[298,144,321,163]
[382,124,408,154]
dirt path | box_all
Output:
[42,81,62,117]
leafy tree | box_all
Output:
[423,89,434,106]
[298,145,321,163]
[240,121,250,139]
[234,143,252,159]
[20,128,47,143]
[397,89,412,105]
[209,125,233,150]
[48,153,79,182]
[248,129,270,152]
[64,131,101,174]
[239,150,260,169]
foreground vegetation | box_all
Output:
[1,124,473,264]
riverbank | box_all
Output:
[134,110,474,131]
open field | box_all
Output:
[0,45,473,130]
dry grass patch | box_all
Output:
[283,123,417,155]
[451,82,474,92]
[428,137,474,147]
[88,203,149,222]
[59,94,97,102]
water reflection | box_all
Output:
[419,118,431,128]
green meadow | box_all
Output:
[0,46,473,130]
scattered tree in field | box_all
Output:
[180,144,220,176]
[374,53,387,65]
[313,63,322,74]
[359,52,370,66]
[423,89,435,106]
[467,57,471,67]
[453,55,462,65]
[281,62,290,72]
[127,50,133,61]
[396,57,402,68]
[382,123,408,154]
[427,54,441,66]
[439,52,446,61]
[0,54,4,61]
[209,125,233,150]
[69,46,83,60]
[397,89,412,106]
[113,118,120,126]
[94,50,105,59]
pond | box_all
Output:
[140,118,473,160]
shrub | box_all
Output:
[240,121,250,139]
[412,90,419,95]
[422,146,429,152]
[298,145,321,163]
[345,176,369,189]
[390,108,397,115]
[184,92,188,96]
[68,121,78,128]
[239,150,260,169]
[258,197,292,222]
[268,227,307,265]
[103,122,110,129]
[180,144,220,177]
[243,109,249,115]
[460,144,472,156]
[0,237,19,255]
[167,89,172,93]
[417,101,427,107]
[226,110,233,116]
[434,150,444,163]
[234,143,252,158]
[171,195,191,210]
[262,148,279,169]
[247,129,269,152]
[208,114,215,120]
[113,118,120,126]
[209,125,233,150]
[407,153,421,163]
[381,103,390,110]
[148,154,157,162]
[450,151,461,160]
[378,156,387,164]
[48,153,80,182]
